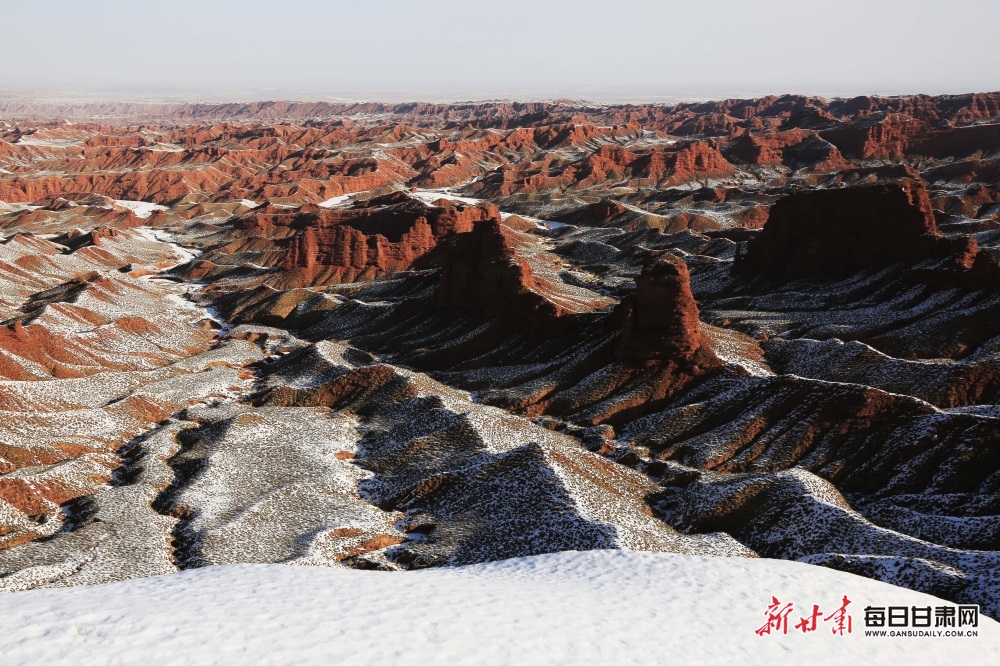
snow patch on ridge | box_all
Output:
[411,188,484,206]
[318,194,354,208]
[114,200,168,219]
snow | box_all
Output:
[411,188,483,206]
[0,201,42,213]
[390,188,568,230]
[13,137,80,148]
[133,227,202,265]
[201,304,233,336]
[317,194,353,208]
[0,551,996,665]
[114,200,168,219]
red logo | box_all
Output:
[756,595,853,637]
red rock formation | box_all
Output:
[83,134,148,149]
[273,198,500,286]
[968,248,1000,288]
[282,218,435,283]
[580,141,733,186]
[616,255,718,368]
[727,130,849,172]
[944,92,1000,124]
[670,113,744,137]
[434,218,558,337]
[526,255,727,425]
[909,123,1000,158]
[738,179,975,279]
[917,247,1000,291]
[621,142,734,186]
[821,113,931,159]
[733,205,770,229]
[433,218,610,338]
[56,227,122,251]
[554,199,629,226]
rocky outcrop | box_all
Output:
[274,198,500,286]
[738,179,975,279]
[55,227,122,252]
[909,122,1000,158]
[916,246,1000,292]
[651,465,1000,616]
[520,254,729,426]
[968,248,1000,288]
[210,285,340,329]
[554,199,629,226]
[726,129,849,171]
[434,218,586,338]
[821,113,931,159]
[582,142,734,187]
[617,255,716,367]
[281,219,436,285]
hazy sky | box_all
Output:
[5,0,1000,101]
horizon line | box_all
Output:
[3,87,1000,108]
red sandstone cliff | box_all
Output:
[738,179,975,279]
[433,217,614,338]
[275,198,500,286]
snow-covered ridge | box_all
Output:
[0,551,996,665]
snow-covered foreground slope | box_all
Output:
[1,551,997,665]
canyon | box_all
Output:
[0,93,999,618]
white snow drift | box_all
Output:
[0,550,997,665]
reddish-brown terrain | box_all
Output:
[1,93,999,617]
[736,179,974,278]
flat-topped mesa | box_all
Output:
[434,217,614,338]
[616,254,720,368]
[737,179,976,280]
[276,197,500,286]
